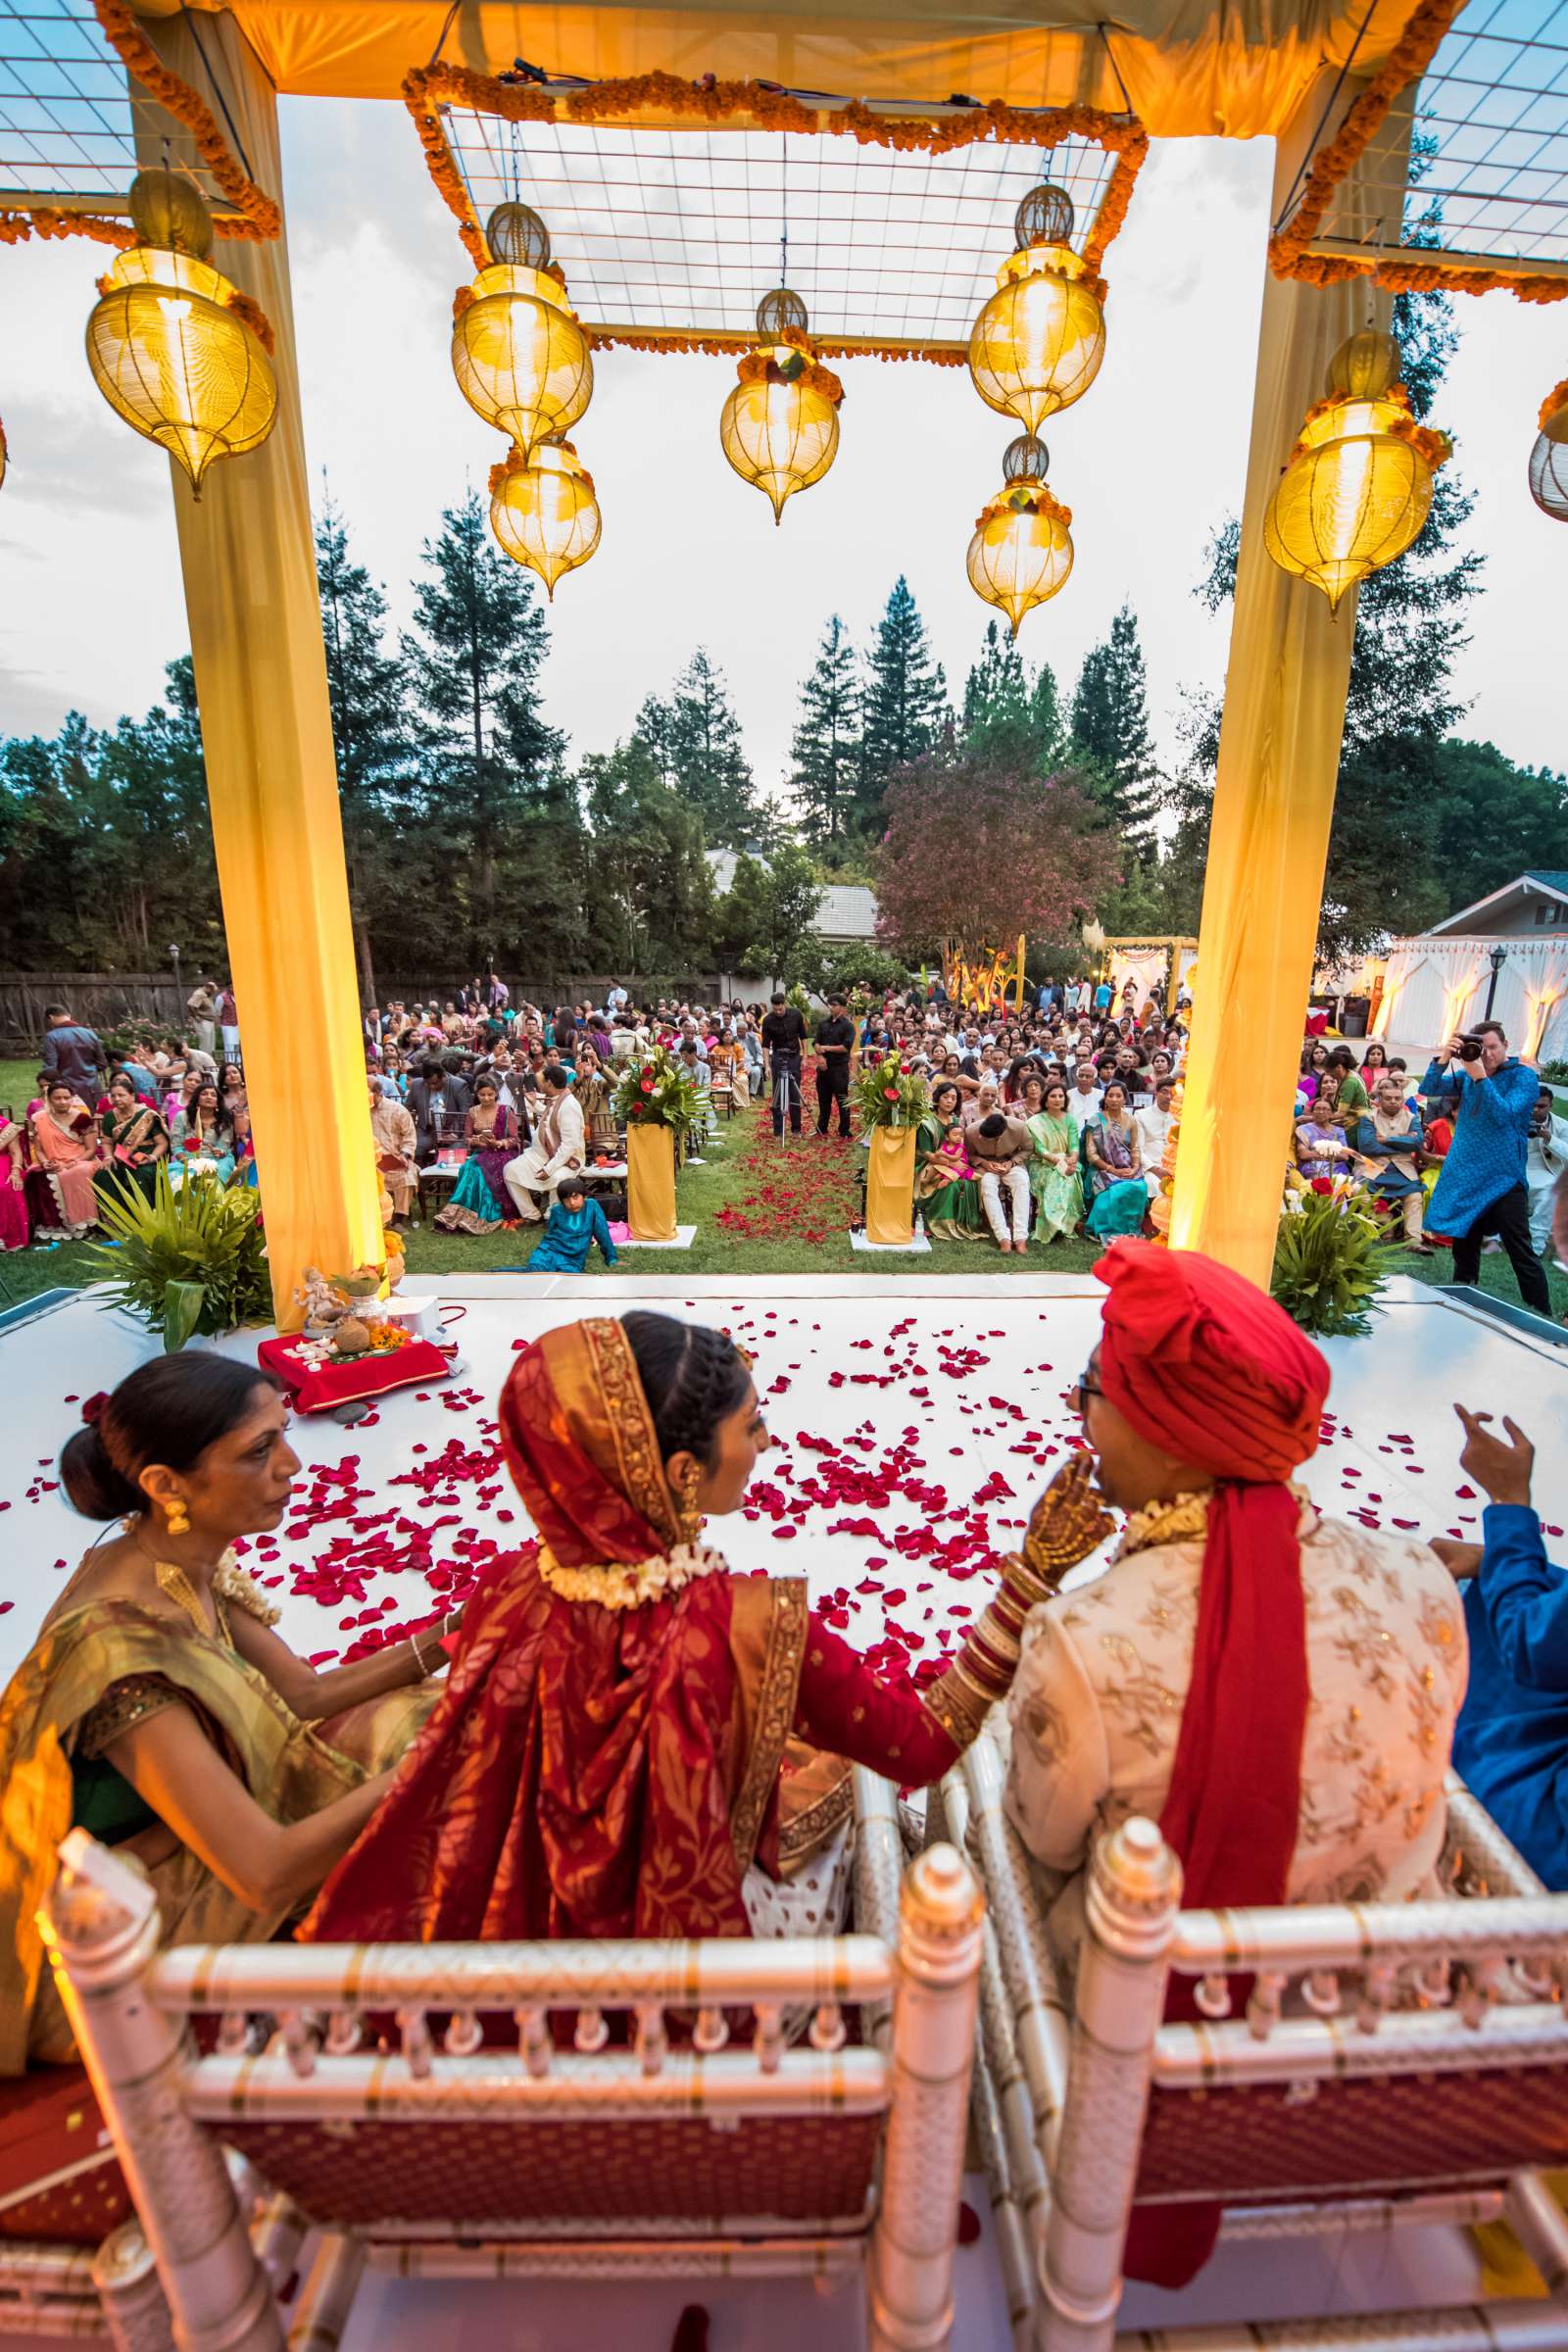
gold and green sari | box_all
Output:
[0,1570,432,2072]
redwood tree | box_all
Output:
[873,749,1120,960]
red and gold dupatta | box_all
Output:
[305,1318,808,1943]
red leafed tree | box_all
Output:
[873,750,1121,958]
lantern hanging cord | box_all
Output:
[1095,25,1136,122]
[427,0,461,69]
[1270,0,1377,240]
[780,130,788,286]
[181,7,260,188]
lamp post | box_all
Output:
[169,942,181,1027]
[1485,943,1507,1020]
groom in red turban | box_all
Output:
[1005,1242,1463,2290]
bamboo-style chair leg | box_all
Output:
[285,2235,365,2352]
[40,1835,284,2352]
[866,1844,985,2352]
[1505,2171,1568,2303]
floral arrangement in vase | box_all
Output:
[853,1053,930,1129]
[612,1045,703,1150]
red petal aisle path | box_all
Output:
[713,1076,862,1245]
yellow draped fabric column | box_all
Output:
[133,11,382,1327]
[1168,94,1407,1287]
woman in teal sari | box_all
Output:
[1083,1081,1149,1239]
[1024,1075,1081,1243]
[914,1080,985,1243]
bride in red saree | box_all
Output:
[306,1311,1109,1945]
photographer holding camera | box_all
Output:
[1422,1020,1552,1314]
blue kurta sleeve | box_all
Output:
[589,1197,616,1265]
[1477,1503,1568,1692]
[1468,1062,1542,1130]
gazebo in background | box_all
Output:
[2,0,1564,1312]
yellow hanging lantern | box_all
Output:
[1530,375,1568,522]
[719,289,843,522]
[967,184,1106,434]
[488,437,601,595]
[967,434,1074,638]
[1263,329,1451,612]
[84,171,276,499]
[452,202,592,462]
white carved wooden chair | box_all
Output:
[950,1740,1568,2352]
[39,1769,984,2352]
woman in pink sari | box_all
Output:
[29,1083,104,1236]
[0,1108,28,1250]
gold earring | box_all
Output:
[673,1461,703,1544]
[164,1498,190,1539]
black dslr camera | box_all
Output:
[1456,1034,1485,1062]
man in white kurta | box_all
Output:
[503,1071,585,1222]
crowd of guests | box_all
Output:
[1,1003,251,1251]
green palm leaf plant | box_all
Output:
[1271,1182,1387,1339]
[89,1164,270,1349]
[853,1052,931,1129]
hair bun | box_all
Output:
[59,1423,141,1522]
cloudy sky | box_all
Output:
[1,98,1563,797]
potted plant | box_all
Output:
[1271,1179,1387,1338]
[90,1163,270,1349]
[852,1054,930,1246]
[612,1047,703,1242]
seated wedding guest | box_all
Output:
[504,1066,584,1223]
[1436,1407,1568,1887]
[1083,1080,1146,1238]
[177,1082,236,1180]
[1068,1062,1102,1123]
[1525,1086,1568,1255]
[970,1109,1035,1254]
[522,1174,618,1272]
[1133,1076,1177,1199]
[29,1083,104,1237]
[1295,1094,1355,1182]
[1025,1075,1081,1244]
[407,1056,470,1161]
[435,1076,521,1235]
[914,1081,983,1242]
[962,1077,1000,1132]
[0,1358,446,2071]
[305,1314,1110,1948]
[572,1041,618,1157]
[1005,1242,1467,2284]
[164,1066,200,1129]
[97,1072,170,1208]
[1352,1076,1433,1250]
[0,1105,28,1251]
[368,1080,418,1223]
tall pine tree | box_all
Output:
[316,497,410,1002]
[859,577,950,815]
[789,614,861,854]
[581,736,717,972]
[401,491,575,972]
[963,621,1066,769]
[1069,604,1162,855]
[659,650,759,849]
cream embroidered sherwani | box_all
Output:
[1003,1494,1469,1976]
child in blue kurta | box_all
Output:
[525,1177,618,1273]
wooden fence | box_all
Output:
[0,973,192,1055]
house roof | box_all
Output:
[1429,872,1568,935]
[813,884,878,940]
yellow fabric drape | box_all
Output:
[627,1122,678,1241]
[1168,89,1409,1288]
[142,0,1425,138]
[133,11,384,1328]
[866,1127,917,1246]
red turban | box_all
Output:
[1092,1240,1328,2295]
[1094,1239,1328,1480]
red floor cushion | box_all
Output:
[0,2067,129,2244]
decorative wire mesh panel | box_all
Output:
[440,111,1122,347]
[0,0,234,212]
[1281,0,1568,276]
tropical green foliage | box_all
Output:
[612,1044,704,1149]
[1271,1189,1387,1339]
[90,1166,270,1348]
[853,1051,930,1129]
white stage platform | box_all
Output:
[3,1269,1564,2346]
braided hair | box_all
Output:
[622,1312,750,1471]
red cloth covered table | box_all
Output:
[257,1333,454,1414]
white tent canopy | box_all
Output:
[1374,934,1568,1066]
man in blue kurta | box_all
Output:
[1440,1405,1568,1886]
[1421,1019,1551,1315]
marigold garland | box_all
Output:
[1268,0,1564,304]
[736,346,845,404]
[974,483,1073,533]
[488,439,596,499]
[404,62,1149,316]
[1542,376,1568,430]
[87,0,280,242]
[581,326,969,366]
[2,208,134,251]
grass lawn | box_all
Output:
[4,1055,1565,1321]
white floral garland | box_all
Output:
[536,1539,729,1611]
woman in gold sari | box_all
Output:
[0,1356,450,2072]
[306,1312,1111,1947]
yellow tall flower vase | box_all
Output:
[866,1127,917,1247]
[627,1122,677,1243]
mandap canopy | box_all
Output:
[4,0,1563,1309]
